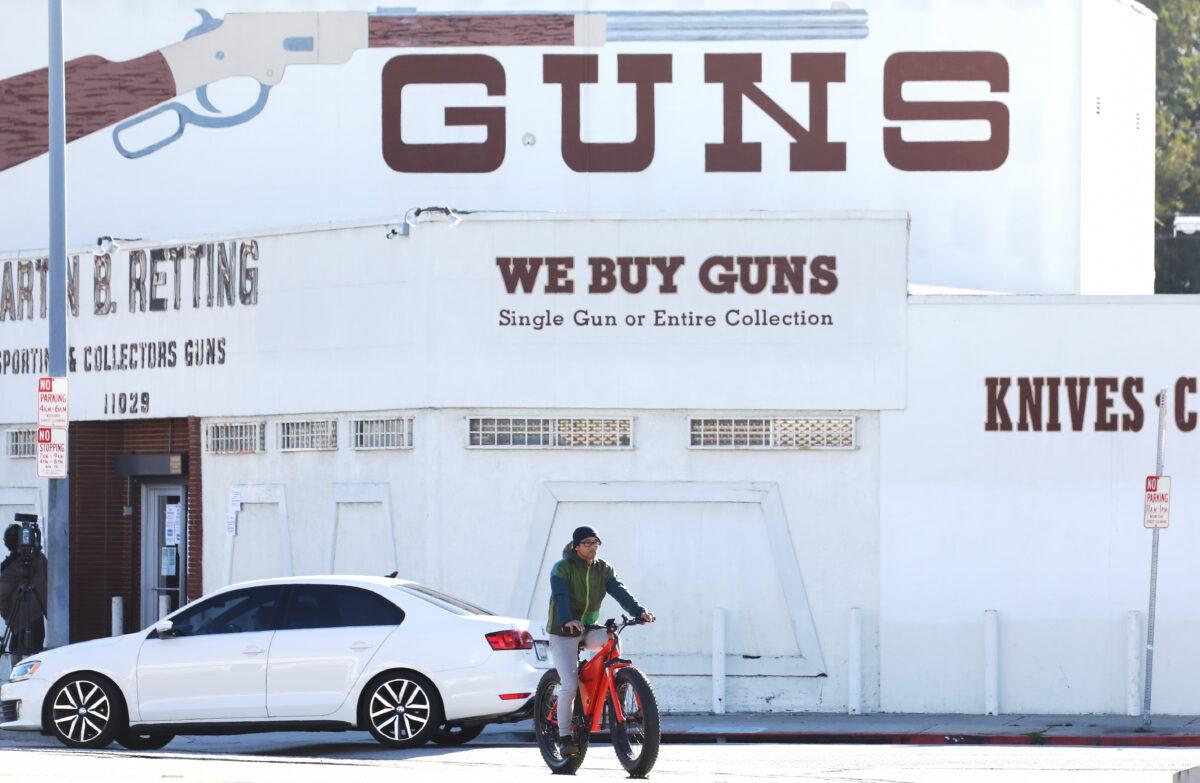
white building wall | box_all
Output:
[0,0,1152,294]
[0,442,42,533]
[881,296,1200,714]
[201,408,882,713]
[1079,0,1156,294]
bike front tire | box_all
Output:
[610,666,661,778]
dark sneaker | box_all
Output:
[559,736,579,757]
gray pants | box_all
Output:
[549,633,581,738]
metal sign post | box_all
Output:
[45,0,70,649]
[1141,389,1169,727]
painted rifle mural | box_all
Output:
[0,7,868,172]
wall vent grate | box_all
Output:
[278,419,338,451]
[5,428,36,458]
[352,417,414,450]
[206,422,266,454]
[468,417,633,449]
[689,417,855,449]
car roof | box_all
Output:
[217,574,418,592]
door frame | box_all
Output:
[140,483,188,629]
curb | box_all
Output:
[665,733,1200,747]
[483,731,1200,748]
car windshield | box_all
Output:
[395,583,494,616]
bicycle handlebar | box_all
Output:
[584,614,649,634]
[563,614,649,637]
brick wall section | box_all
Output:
[66,418,201,643]
[186,417,204,600]
[66,421,129,644]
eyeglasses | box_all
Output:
[578,539,601,547]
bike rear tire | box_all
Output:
[533,669,589,775]
[610,666,660,778]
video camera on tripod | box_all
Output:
[12,513,41,557]
[1,513,46,659]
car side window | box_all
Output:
[279,585,404,630]
[170,586,284,637]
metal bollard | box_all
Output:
[158,594,171,621]
[848,607,862,715]
[1127,610,1143,717]
[984,609,999,715]
[111,596,123,636]
[712,607,726,715]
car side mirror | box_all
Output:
[153,619,176,638]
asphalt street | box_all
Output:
[4,733,1200,782]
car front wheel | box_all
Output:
[45,675,125,749]
[361,671,442,748]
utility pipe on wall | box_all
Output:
[1127,610,1143,717]
[984,609,999,715]
[848,607,862,715]
[712,607,726,715]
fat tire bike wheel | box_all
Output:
[533,669,589,775]
[610,666,660,778]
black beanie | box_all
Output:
[572,526,601,546]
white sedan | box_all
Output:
[0,575,547,749]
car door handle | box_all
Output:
[242,646,265,656]
[350,642,373,651]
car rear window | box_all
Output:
[395,583,494,616]
[281,584,404,629]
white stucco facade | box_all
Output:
[0,0,1178,715]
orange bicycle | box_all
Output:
[533,616,660,778]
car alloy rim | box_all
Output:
[369,678,432,741]
[51,680,110,743]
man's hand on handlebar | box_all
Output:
[564,620,585,635]
[640,611,656,624]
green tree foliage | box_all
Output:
[1145,0,1200,216]
[1142,0,1200,291]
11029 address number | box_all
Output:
[104,391,151,415]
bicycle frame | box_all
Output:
[574,624,635,733]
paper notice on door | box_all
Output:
[164,504,181,546]
[228,487,243,513]
[160,545,177,576]
[225,512,238,537]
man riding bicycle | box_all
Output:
[547,526,655,758]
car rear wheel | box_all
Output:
[45,674,125,749]
[361,671,442,748]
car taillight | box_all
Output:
[486,630,533,650]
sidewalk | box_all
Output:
[5,712,1200,751]
[481,712,1200,747]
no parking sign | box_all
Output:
[1144,475,1171,529]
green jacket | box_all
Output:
[547,542,645,637]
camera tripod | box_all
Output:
[0,556,44,660]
